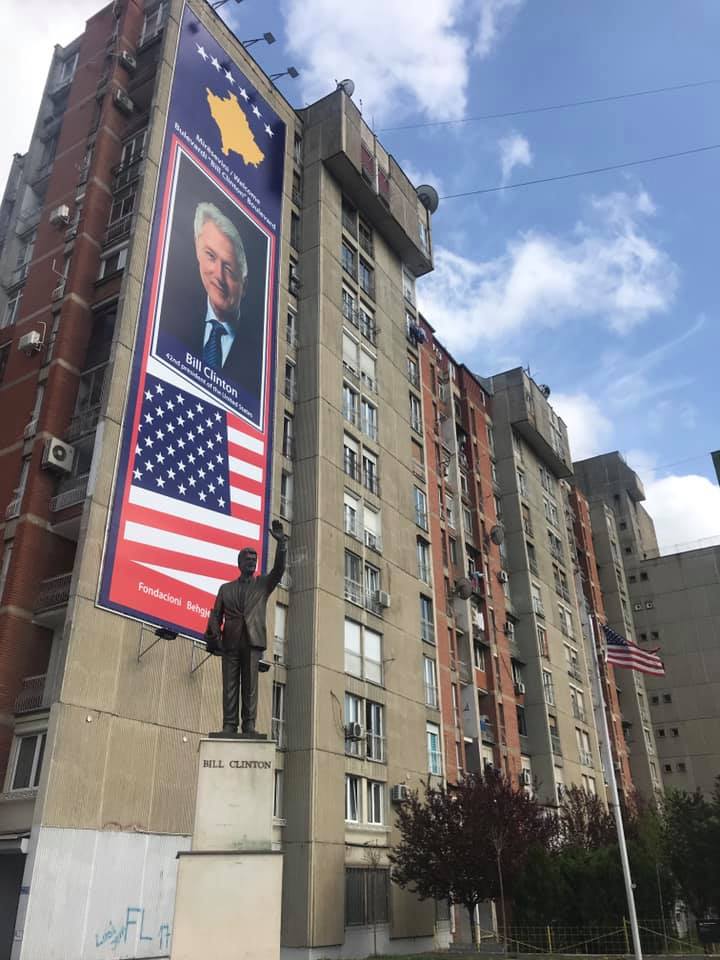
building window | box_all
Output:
[364,506,381,552]
[517,469,528,498]
[542,670,555,705]
[343,383,359,424]
[663,693,672,704]
[424,656,439,708]
[282,414,294,458]
[344,434,360,481]
[358,303,376,344]
[516,705,527,736]
[342,287,357,325]
[344,551,362,605]
[273,603,287,663]
[344,619,382,684]
[140,1,166,44]
[361,399,378,441]
[344,491,361,539]
[417,538,431,583]
[273,769,284,819]
[359,219,374,257]
[290,212,301,250]
[532,584,545,618]
[272,682,286,748]
[473,642,486,672]
[284,360,296,401]
[427,722,442,775]
[345,774,360,822]
[402,267,416,306]
[98,246,127,279]
[341,241,356,278]
[359,258,374,298]
[9,731,46,791]
[462,506,473,536]
[280,471,293,520]
[366,701,385,761]
[286,307,296,347]
[345,868,390,927]
[362,450,379,495]
[367,780,384,824]
[0,343,10,382]
[414,487,428,529]
[342,198,357,235]
[420,595,435,643]
[2,290,22,329]
[409,393,422,433]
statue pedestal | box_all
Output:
[170,739,282,960]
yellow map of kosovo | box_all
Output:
[206,89,265,167]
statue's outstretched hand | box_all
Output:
[269,520,289,544]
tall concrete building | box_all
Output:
[0,0,459,955]
[490,370,606,804]
[575,453,719,797]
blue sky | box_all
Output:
[2,0,718,552]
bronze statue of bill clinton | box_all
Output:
[204,521,288,738]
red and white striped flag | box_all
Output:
[602,623,665,677]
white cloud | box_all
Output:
[0,1,100,189]
[550,393,613,462]
[498,131,532,185]
[282,0,472,124]
[400,161,446,197]
[417,189,678,351]
[475,0,525,58]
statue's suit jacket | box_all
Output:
[205,540,286,652]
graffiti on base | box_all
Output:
[95,907,171,952]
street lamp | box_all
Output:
[270,67,299,82]
[243,32,276,47]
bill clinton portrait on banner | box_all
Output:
[151,149,271,428]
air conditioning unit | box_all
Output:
[519,770,532,786]
[344,722,364,741]
[119,50,137,73]
[390,784,410,804]
[23,418,39,440]
[18,331,43,354]
[50,281,66,301]
[375,589,391,609]
[49,204,70,226]
[41,437,75,474]
[497,570,509,584]
[515,681,526,696]
[113,88,134,115]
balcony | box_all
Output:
[364,590,383,617]
[344,578,363,605]
[104,212,133,246]
[34,573,72,626]
[480,719,495,744]
[14,675,47,714]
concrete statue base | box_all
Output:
[169,738,282,960]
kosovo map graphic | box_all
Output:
[206,89,265,167]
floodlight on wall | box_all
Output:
[270,66,299,81]
[243,32,276,47]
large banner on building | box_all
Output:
[98,4,285,638]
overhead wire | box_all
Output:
[439,143,720,198]
[378,78,720,133]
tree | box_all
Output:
[389,768,557,945]
[558,785,615,850]
[663,781,720,919]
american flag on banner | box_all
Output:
[602,623,665,677]
[121,373,265,603]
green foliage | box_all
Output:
[662,779,720,918]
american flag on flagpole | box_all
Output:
[121,373,265,602]
[602,623,665,677]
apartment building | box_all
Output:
[490,370,605,804]
[415,321,522,788]
[0,1,453,956]
[575,452,717,797]
[570,487,634,799]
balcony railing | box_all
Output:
[480,720,495,744]
[364,590,384,616]
[112,152,145,191]
[344,578,363,605]
[50,476,89,513]
[35,573,72,612]
[104,212,133,245]
[579,750,594,768]
[14,674,46,714]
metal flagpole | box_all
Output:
[588,614,643,960]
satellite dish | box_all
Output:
[455,578,473,600]
[336,78,355,98]
[539,384,551,398]
[490,525,505,546]
[416,184,439,214]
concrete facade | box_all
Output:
[490,370,605,804]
